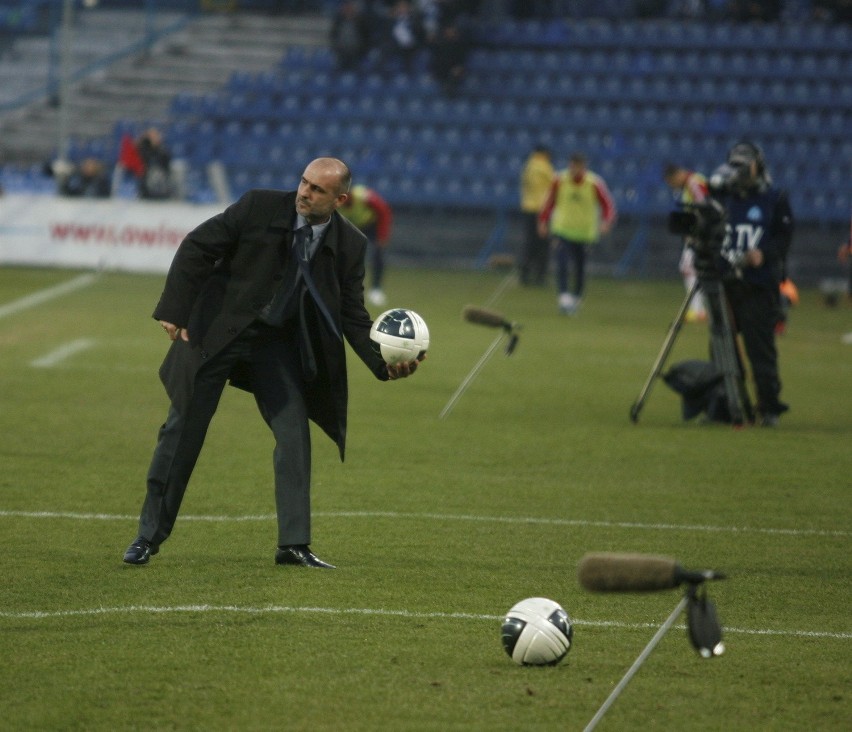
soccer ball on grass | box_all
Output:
[501,597,574,666]
[370,308,429,366]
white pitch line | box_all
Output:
[0,509,848,538]
[319,511,852,538]
[0,604,848,640]
[0,272,98,320]
[30,338,96,368]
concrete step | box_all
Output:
[0,9,330,165]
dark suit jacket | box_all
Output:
[153,189,387,459]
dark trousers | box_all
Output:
[519,212,549,286]
[138,323,312,548]
[725,282,784,414]
[371,242,385,290]
[362,225,384,290]
[554,238,588,297]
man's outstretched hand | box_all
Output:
[387,354,426,380]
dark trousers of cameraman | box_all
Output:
[724,281,787,417]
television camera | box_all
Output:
[666,157,755,273]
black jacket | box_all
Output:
[153,188,387,459]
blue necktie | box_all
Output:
[258,225,312,325]
[295,224,312,261]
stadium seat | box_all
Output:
[3,12,848,227]
[170,92,197,116]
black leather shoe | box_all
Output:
[275,545,336,569]
[123,537,159,565]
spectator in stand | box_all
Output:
[664,162,709,323]
[52,157,111,198]
[727,0,782,21]
[668,0,709,19]
[136,127,173,200]
[812,0,852,22]
[417,0,442,40]
[120,127,173,201]
[538,152,616,315]
[428,13,472,95]
[518,144,554,287]
[380,0,426,73]
[337,182,393,306]
[330,0,371,72]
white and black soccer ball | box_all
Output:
[370,308,429,366]
[501,597,574,666]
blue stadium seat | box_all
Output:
[647,77,673,104]
[598,76,623,102]
[465,49,489,73]
[486,49,513,72]
[9,13,846,225]
[227,70,256,92]
[823,110,848,136]
[170,92,197,116]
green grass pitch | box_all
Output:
[0,264,849,730]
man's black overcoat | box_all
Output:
[152,189,387,459]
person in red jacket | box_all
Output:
[338,183,393,306]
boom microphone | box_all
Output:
[578,552,725,593]
[462,305,513,331]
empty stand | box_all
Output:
[1,11,849,224]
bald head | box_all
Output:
[310,158,351,194]
[296,158,352,224]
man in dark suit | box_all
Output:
[123,158,421,568]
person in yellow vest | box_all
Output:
[338,183,393,306]
[538,152,617,315]
[519,145,554,286]
[664,163,709,323]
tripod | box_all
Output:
[630,267,754,425]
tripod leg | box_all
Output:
[630,281,698,423]
[703,279,754,425]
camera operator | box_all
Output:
[711,141,794,427]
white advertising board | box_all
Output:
[0,194,223,274]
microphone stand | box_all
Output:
[439,331,507,419]
[583,593,690,732]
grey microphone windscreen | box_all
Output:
[462,305,509,329]
[578,552,679,592]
